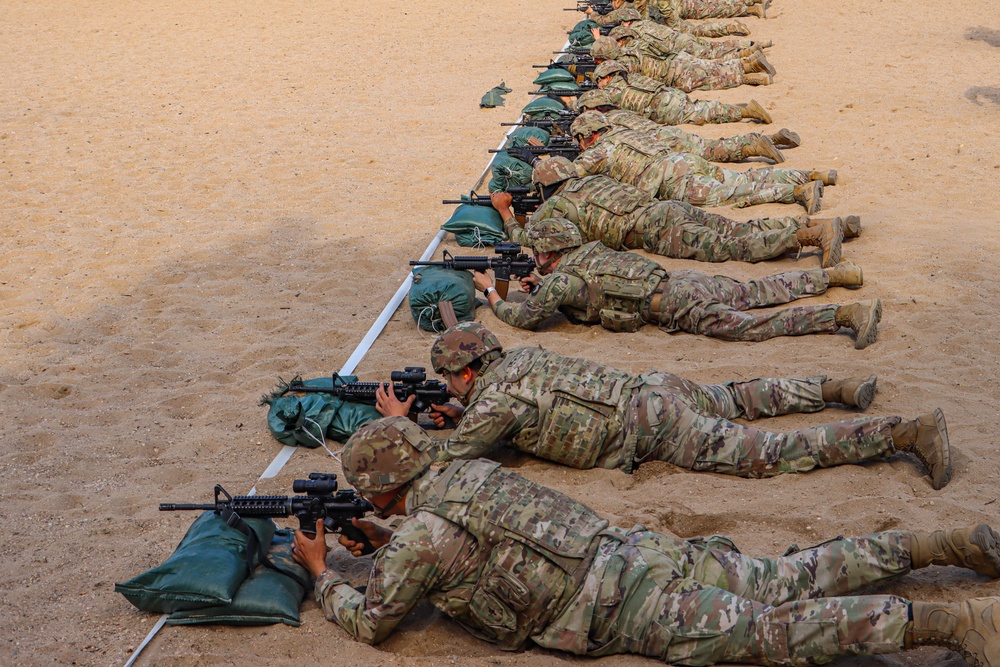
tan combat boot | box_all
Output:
[795,214,841,265]
[906,598,1000,665]
[738,44,764,59]
[809,170,838,186]
[745,135,784,163]
[825,260,863,289]
[742,51,776,76]
[770,128,801,148]
[821,375,877,409]
[743,72,773,86]
[834,299,881,349]
[794,181,823,214]
[756,38,773,48]
[740,99,772,123]
[891,408,953,489]
[808,215,861,239]
[910,525,1000,578]
[726,20,751,36]
[747,3,766,18]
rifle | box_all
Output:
[410,242,536,299]
[488,142,581,161]
[500,115,579,135]
[532,58,597,75]
[280,367,451,415]
[528,83,597,98]
[564,0,614,14]
[443,186,543,217]
[160,473,378,555]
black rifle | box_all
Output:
[410,242,536,299]
[280,367,451,415]
[443,186,542,217]
[160,473,378,555]
[500,115,579,135]
[564,0,614,14]
[532,57,597,75]
[528,82,597,98]
[489,142,580,161]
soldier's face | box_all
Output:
[442,367,477,405]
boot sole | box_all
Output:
[773,128,801,148]
[927,407,952,489]
[853,298,881,349]
[853,375,877,410]
[746,99,772,124]
[970,524,1000,578]
[842,214,862,238]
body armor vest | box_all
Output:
[598,128,671,187]
[605,74,665,118]
[556,241,665,331]
[621,49,673,83]
[412,459,611,650]
[606,108,662,134]
[554,175,652,249]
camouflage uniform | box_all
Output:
[314,459,914,663]
[492,241,845,341]
[503,175,802,263]
[603,71,746,125]
[575,127,813,207]
[604,107,769,163]
[630,20,753,60]
[614,45,746,93]
[650,0,751,23]
[646,0,748,38]
[431,339,903,475]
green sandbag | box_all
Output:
[504,126,551,148]
[521,96,568,120]
[167,530,310,627]
[115,512,277,613]
[569,19,599,47]
[409,266,479,332]
[489,151,534,193]
[264,376,382,446]
[441,202,506,247]
[540,80,581,93]
[533,68,577,86]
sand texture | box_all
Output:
[2,0,1000,665]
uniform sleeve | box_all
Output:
[572,145,609,178]
[314,514,473,645]
[434,390,526,461]
[503,215,528,245]
[493,274,578,330]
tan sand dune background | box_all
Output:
[1,0,999,665]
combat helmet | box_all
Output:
[531,156,578,187]
[526,217,584,253]
[570,110,613,140]
[590,36,622,61]
[617,7,642,21]
[609,26,636,42]
[430,321,503,374]
[577,88,616,111]
[593,60,629,81]
[341,416,435,495]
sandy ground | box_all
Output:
[2,0,1000,665]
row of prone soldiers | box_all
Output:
[289,3,1000,667]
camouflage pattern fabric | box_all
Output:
[681,0,751,19]
[617,48,746,93]
[626,370,901,476]
[604,108,769,163]
[603,72,746,125]
[638,199,800,262]
[646,267,842,340]
[314,464,914,663]
[631,19,752,59]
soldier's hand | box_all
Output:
[375,382,416,418]
[472,270,494,292]
[519,273,541,292]
[590,27,601,40]
[293,518,330,578]
[429,403,464,429]
[338,518,393,557]
[490,192,514,217]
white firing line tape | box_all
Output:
[122,53,557,666]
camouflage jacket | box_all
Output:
[314,458,654,654]
[574,127,690,198]
[530,174,654,250]
[434,344,640,470]
[603,72,668,118]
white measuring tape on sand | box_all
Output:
[123,104,537,665]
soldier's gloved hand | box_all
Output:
[507,147,538,166]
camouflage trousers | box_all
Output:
[626,369,901,476]
[644,267,843,341]
[640,30,745,61]
[682,0,752,19]
[660,163,813,207]
[664,52,745,92]
[651,88,746,126]
[650,127,770,163]
[587,529,912,665]
[634,200,800,262]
